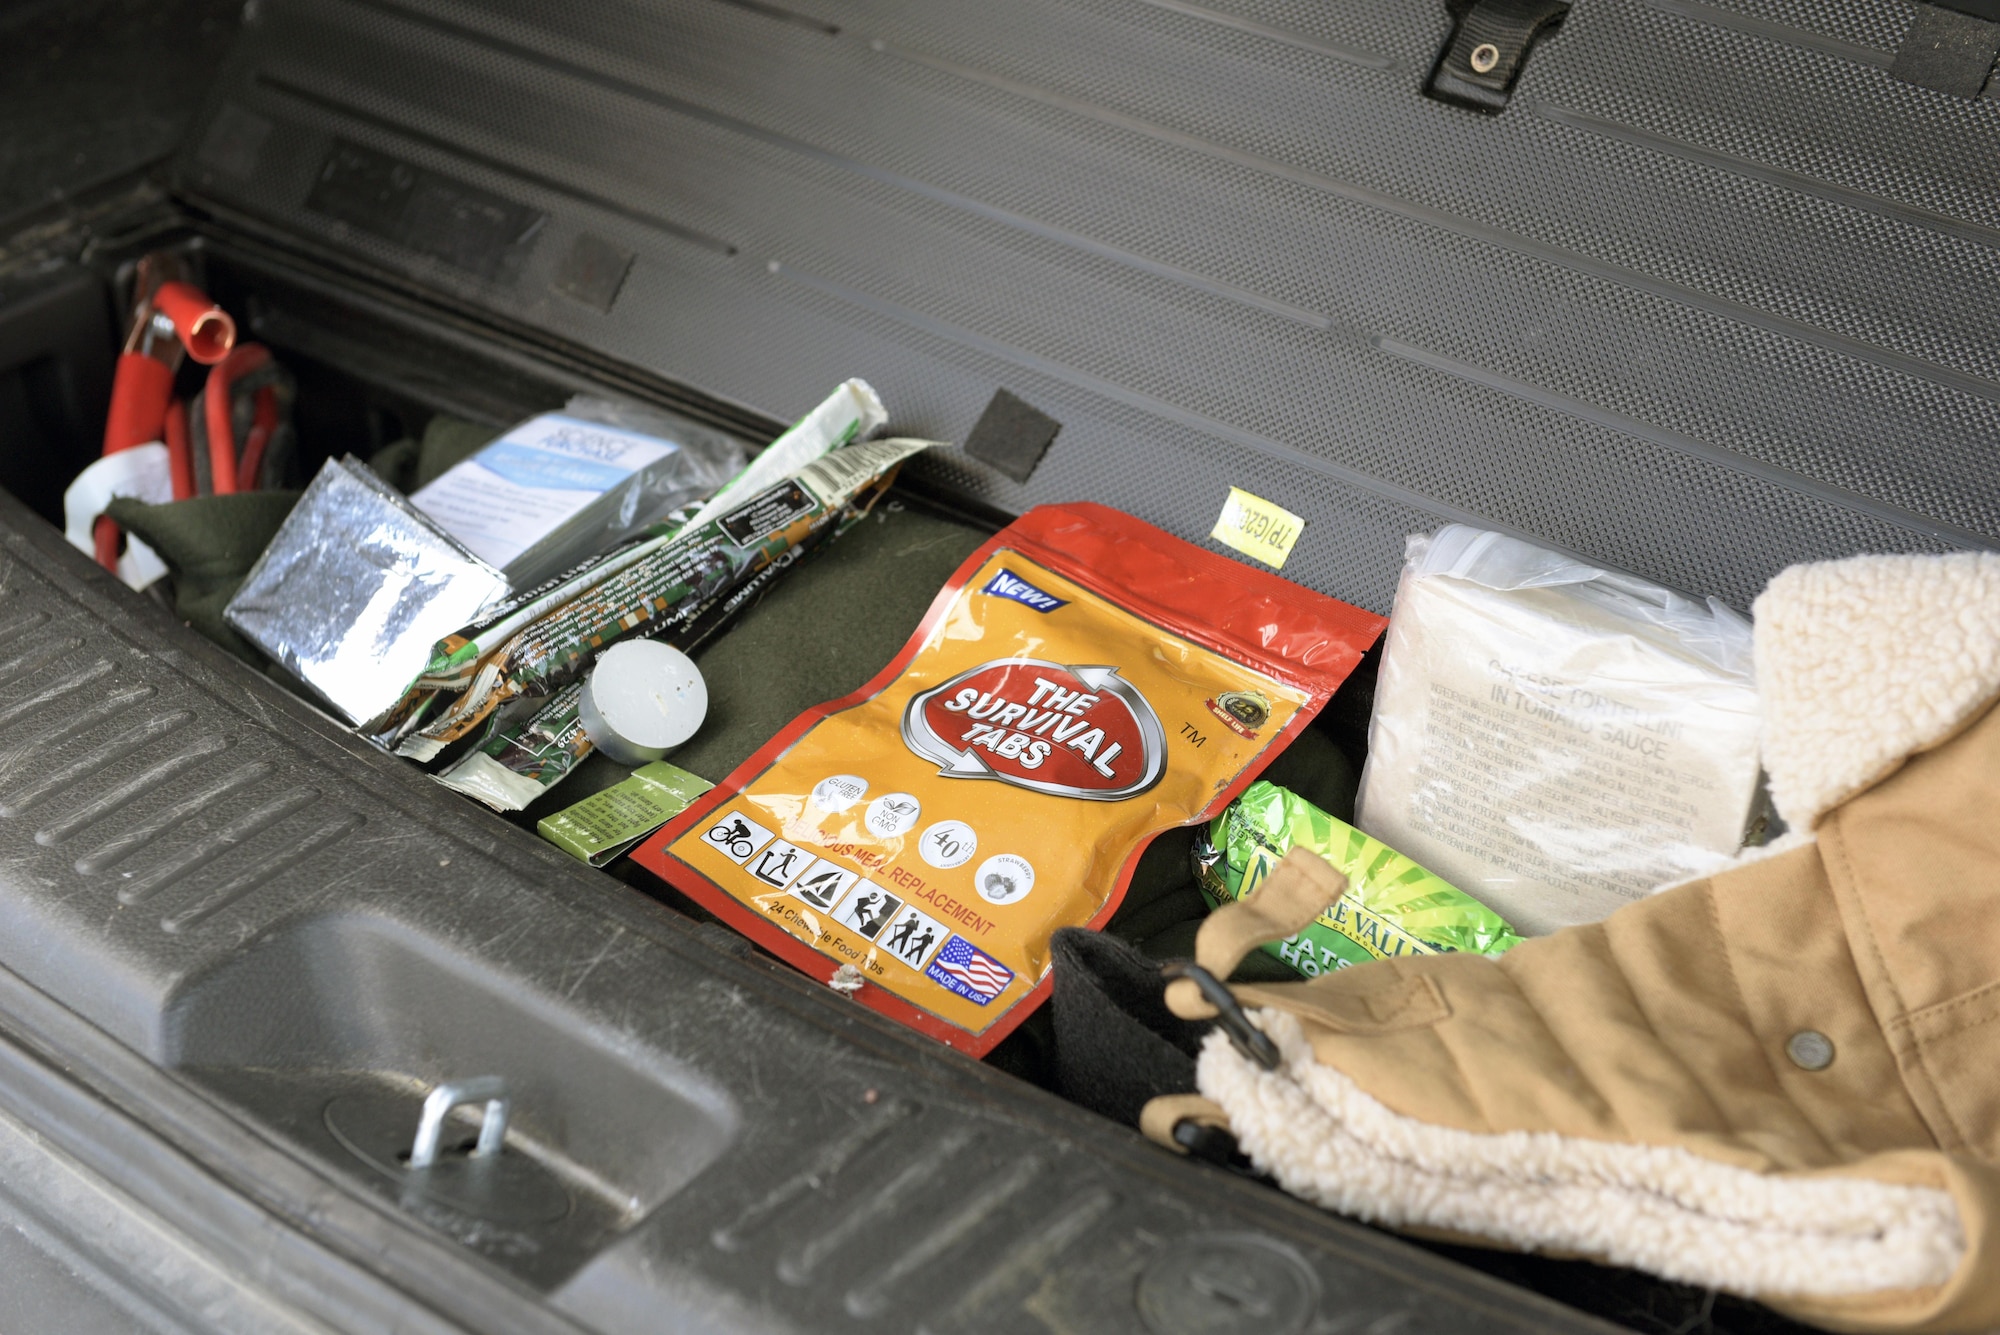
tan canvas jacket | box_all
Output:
[1148,551,2000,1333]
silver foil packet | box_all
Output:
[225,456,509,726]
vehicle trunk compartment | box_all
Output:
[0,0,1994,1330]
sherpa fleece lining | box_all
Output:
[1201,1014,1965,1295]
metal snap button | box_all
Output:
[1786,1030,1835,1071]
[1470,42,1502,74]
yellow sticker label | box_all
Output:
[1211,487,1303,569]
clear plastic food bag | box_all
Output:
[1353,526,1762,936]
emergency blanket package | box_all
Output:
[634,502,1384,1054]
[1354,525,1763,937]
[1195,779,1521,977]
[224,456,509,724]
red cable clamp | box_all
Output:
[151,282,237,365]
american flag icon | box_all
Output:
[925,935,1014,1005]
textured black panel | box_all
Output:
[551,232,636,311]
[964,387,1061,482]
[1942,0,2000,23]
[177,0,2000,614]
[1891,4,2000,97]
[305,138,547,280]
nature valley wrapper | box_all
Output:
[633,502,1385,1056]
[1195,779,1523,975]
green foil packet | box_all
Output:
[1194,779,1522,976]
[538,761,714,866]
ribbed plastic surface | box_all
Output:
[179,0,2000,613]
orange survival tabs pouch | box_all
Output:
[633,502,1385,1054]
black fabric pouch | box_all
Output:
[1049,926,1208,1126]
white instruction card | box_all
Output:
[411,414,678,569]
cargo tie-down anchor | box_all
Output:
[1427,0,1570,112]
[407,1075,511,1169]
[323,1074,572,1226]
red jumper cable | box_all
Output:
[202,344,276,496]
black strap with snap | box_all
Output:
[1428,0,1571,112]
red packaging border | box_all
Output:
[631,501,1386,1056]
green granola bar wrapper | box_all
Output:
[1194,779,1522,976]
[538,761,713,866]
